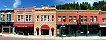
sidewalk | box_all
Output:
[0,33,60,39]
[0,33,106,40]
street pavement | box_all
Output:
[1,33,106,40]
[0,36,106,40]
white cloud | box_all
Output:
[13,0,21,8]
[76,0,102,5]
[3,5,7,7]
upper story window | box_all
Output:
[52,15,54,21]
[0,14,5,21]
[41,15,43,21]
[7,14,11,21]
[80,16,83,22]
[48,15,49,21]
[84,16,87,22]
[94,16,97,22]
[44,15,46,21]
[63,16,66,22]
[102,18,106,22]
[73,16,76,22]
[58,16,61,22]
[26,15,31,21]
[90,16,93,22]
[41,15,49,22]
[69,16,72,22]
[18,15,23,21]
[36,15,39,21]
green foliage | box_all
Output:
[56,0,106,11]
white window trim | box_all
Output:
[26,15,32,21]
[17,15,24,21]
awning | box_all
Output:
[41,24,49,30]
[13,23,34,27]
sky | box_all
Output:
[0,0,104,9]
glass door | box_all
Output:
[61,27,69,36]
[3,28,9,33]
[41,29,49,35]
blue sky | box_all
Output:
[0,0,104,9]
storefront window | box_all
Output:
[61,25,69,35]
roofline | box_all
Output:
[14,7,35,10]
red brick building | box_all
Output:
[56,10,101,37]
[98,11,106,36]
[13,8,35,35]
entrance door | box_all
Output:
[41,29,49,35]
[88,25,100,36]
[2,26,12,33]
[61,28,69,36]
[101,27,106,36]
[60,25,69,36]
[76,25,87,36]
[3,28,9,33]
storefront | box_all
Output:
[57,24,101,37]
[0,22,13,34]
[41,24,50,35]
[87,24,101,36]
[76,24,88,36]
[57,24,77,37]
[100,24,106,36]
[36,24,54,36]
[13,23,34,35]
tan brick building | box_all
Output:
[34,6,56,36]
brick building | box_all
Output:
[56,10,101,37]
[13,8,35,35]
[0,10,14,34]
[34,6,56,36]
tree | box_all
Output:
[56,0,106,11]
